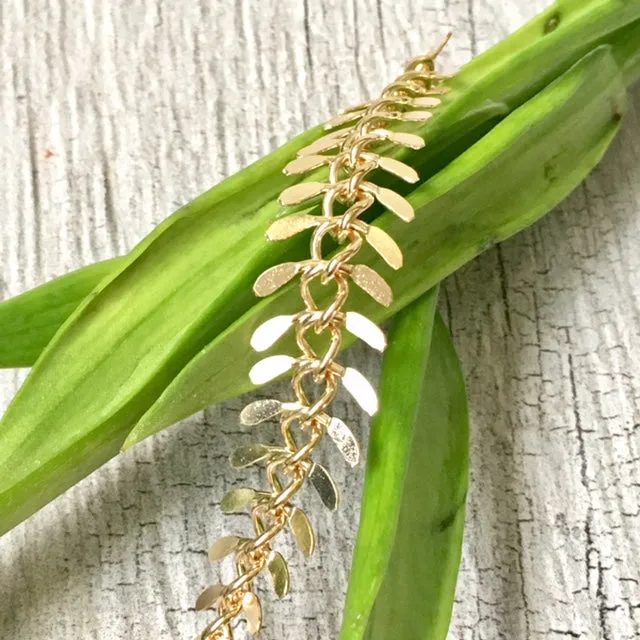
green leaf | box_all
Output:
[128,45,626,446]
[338,287,438,637]
[0,258,125,368]
[0,125,323,535]
[0,0,637,533]
[340,293,468,640]
[2,4,639,374]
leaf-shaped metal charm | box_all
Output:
[250,315,295,352]
[253,262,300,297]
[376,156,419,183]
[309,463,340,511]
[279,182,327,206]
[368,185,415,222]
[220,488,257,513]
[350,264,393,307]
[326,416,360,467]
[242,591,263,635]
[412,95,442,107]
[240,398,283,426]
[230,443,276,469]
[297,129,350,156]
[266,214,320,240]
[267,551,291,598]
[338,100,371,115]
[365,225,404,270]
[342,367,379,416]
[345,311,386,352]
[195,584,227,611]
[324,109,366,129]
[283,155,333,175]
[401,110,435,122]
[249,355,296,385]
[208,536,244,562]
[289,508,316,557]
[371,128,425,150]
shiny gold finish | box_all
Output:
[208,536,245,562]
[197,35,453,639]
[309,463,340,511]
[220,488,257,513]
[253,262,300,296]
[350,263,394,307]
[289,507,316,558]
[196,584,227,612]
[240,399,284,426]
[267,551,291,598]
[265,214,319,240]
[229,443,279,469]
[364,225,404,269]
[241,592,263,635]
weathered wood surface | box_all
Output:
[1,1,639,638]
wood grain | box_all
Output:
[1,1,639,638]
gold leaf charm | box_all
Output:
[279,181,327,206]
[208,536,245,562]
[297,129,350,156]
[240,398,283,426]
[196,584,227,611]
[283,154,332,175]
[344,311,386,352]
[413,95,443,107]
[289,508,316,557]
[401,109,435,122]
[267,551,291,599]
[365,225,404,270]
[326,416,360,467]
[365,184,415,222]
[230,443,277,469]
[371,128,425,150]
[220,488,259,514]
[342,367,379,416]
[242,592,263,635]
[250,315,295,352]
[249,355,296,385]
[350,264,393,307]
[253,262,300,297]
[309,463,340,511]
[324,109,366,129]
[376,156,419,183]
[266,214,320,240]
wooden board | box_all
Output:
[1,1,639,638]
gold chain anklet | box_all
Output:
[196,35,453,640]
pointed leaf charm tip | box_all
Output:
[250,315,295,352]
[350,264,393,307]
[253,262,300,297]
[249,355,296,385]
[342,367,379,416]
[326,416,360,467]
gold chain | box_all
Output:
[196,35,453,640]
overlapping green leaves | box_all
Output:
[0,0,639,534]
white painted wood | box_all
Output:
[1,1,639,639]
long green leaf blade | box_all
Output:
[0,258,124,368]
[1,4,639,374]
[339,287,440,638]
[128,45,626,448]
[356,310,468,640]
